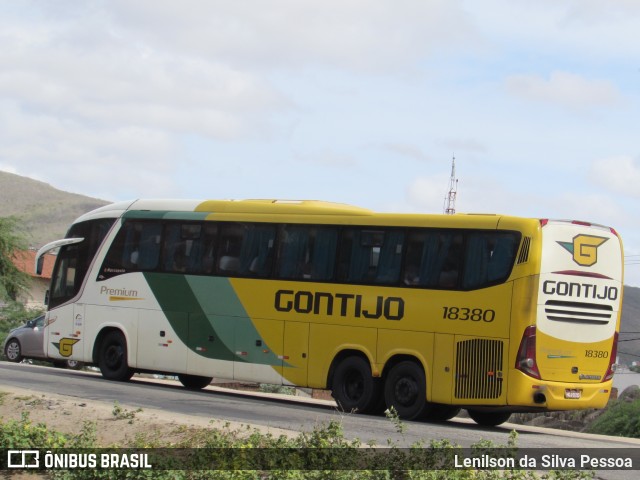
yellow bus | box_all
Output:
[34,199,623,426]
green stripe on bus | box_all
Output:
[144,273,282,367]
[123,210,210,220]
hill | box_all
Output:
[620,286,640,366]
[1,170,639,364]
[0,171,108,247]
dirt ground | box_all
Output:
[0,383,303,447]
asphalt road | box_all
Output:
[2,361,638,450]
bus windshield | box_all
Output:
[49,218,115,309]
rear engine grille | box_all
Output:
[545,300,613,325]
[454,339,504,399]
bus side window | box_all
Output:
[277,225,337,281]
[403,230,461,289]
[99,221,161,278]
[337,229,403,284]
[162,223,215,274]
[217,223,275,277]
[463,232,519,289]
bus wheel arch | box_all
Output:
[95,328,134,381]
[329,350,382,414]
[382,357,430,420]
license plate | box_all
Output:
[565,389,582,399]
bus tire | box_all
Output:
[384,360,428,420]
[425,404,461,422]
[467,410,511,427]
[178,374,213,390]
[331,356,380,414]
[98,331,133,381]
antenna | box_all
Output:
[444,155,458,215]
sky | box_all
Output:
[0,0,639,286]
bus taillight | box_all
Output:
[603,331,618,381]
[516,325,540,379]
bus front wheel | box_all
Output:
[467,410,511,427]
[331,356,381,414]
[178,374,213,390]
[384,361,428,420]
[98,331,133,381]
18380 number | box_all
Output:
[442,306,495,322]
[584,350,609,358]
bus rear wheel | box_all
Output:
[331,356,381,414]
[384,361,428,420]
[178,374,213,390]
[467,410,511,427]
[98,331,133,381]
[425,404,461,422]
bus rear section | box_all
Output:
[509,219,623,411]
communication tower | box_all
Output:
[444,155,458,215]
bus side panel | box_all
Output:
[307,324,377,389]
[137,309,187,373]
[187,313,234,378]
[45,303,83,363]
[282,321,310,387]
[234,318,284,383]
[431,333,454,404]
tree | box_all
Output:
[0,216,31,302]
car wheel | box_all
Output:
[4,339,23,362]
[66,359,83,370]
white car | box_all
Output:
[3,315,82,369]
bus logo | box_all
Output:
[56,338,80,357]
[557,235,608,267]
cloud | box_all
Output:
[506,71,621,110]
[379,144,432,163]
[437,138,488,155]
[294,150,359,168]
[406,174,450,213]
[0,101,179,200]
[590,156,640,198]
[107,0,480,71]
